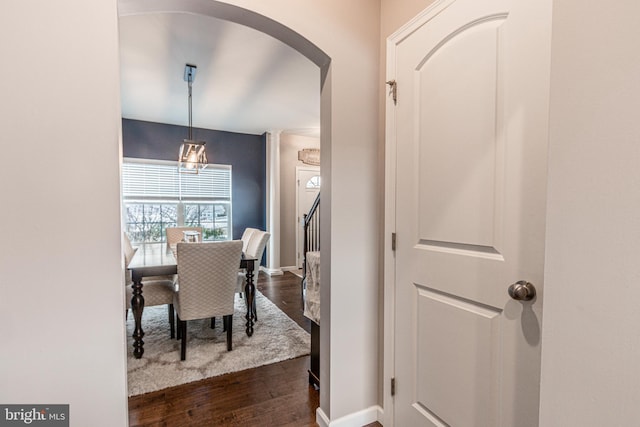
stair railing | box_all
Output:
[302,192,320,286]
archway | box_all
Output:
[118,0,332,420]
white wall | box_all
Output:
[540,0,640,425]
[214,1,382,420]
[0,1,128,426]
[279,133,320,268]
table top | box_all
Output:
[127,242,177,280]
[128,243,175,269]
[128,242,257,278]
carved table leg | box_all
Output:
[244,260,255,336]
[131,275,145,359]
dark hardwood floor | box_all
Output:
[128,271,382,427]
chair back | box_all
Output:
[123,232,138,284]
[175,240,243,321]
[240,227,259,252]
[246,230,271,266]
[123,232,137,266]
[166,226,203,250]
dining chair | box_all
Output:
[174,240,243,361]
[237,230,270,321]
[123,232,176,338]
[167,226,212,327]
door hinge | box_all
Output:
[386,80,397,105]
[391,232,396,251]
[391,377,396,396]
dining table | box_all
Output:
[127,242,257,359]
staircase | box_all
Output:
[301,192,320,388]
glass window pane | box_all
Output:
[123,202,180,243]
[200,205,214,222]
[183,204,199,226]
[161,204,177,224]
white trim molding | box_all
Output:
[266,130,282,276]
[316,405,383,427]
[262,266,284,276]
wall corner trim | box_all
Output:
[317,405,383,427]
[262,267,284,276]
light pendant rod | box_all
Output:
[185,64,197,140]
[188,78,192,140]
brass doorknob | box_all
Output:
[508,281,536,301]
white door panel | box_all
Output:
[415,287,501,427]
[417,19,502,248]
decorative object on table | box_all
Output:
[126,291,310,396]
[178,64,208,174]
[174,241,243,360]
[182,230,201,243]
[297,148,320,166]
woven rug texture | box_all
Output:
[126,291,310,396]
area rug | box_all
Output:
[126,291,310,396]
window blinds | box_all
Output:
[122,158,231,202]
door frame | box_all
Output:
[383,15,400,427]
[295,165,321,269]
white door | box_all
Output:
[296,166,320,268]
[388,0,551,425]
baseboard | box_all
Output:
[316,408,330,427]
[262,266,283,276]
[316,405,383,427]
[280,265,300,272]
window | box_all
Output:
[306,175,321,189]
[122,158,232,243]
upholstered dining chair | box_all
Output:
[239,227,258,253]
[174,240,243,361]
[123,232,176,338]
[166,226,204,252]
[237,230,270,321]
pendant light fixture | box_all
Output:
[178,64,208,174]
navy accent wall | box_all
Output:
[122,119,266,245]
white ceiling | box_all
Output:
[119,13,321,137]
